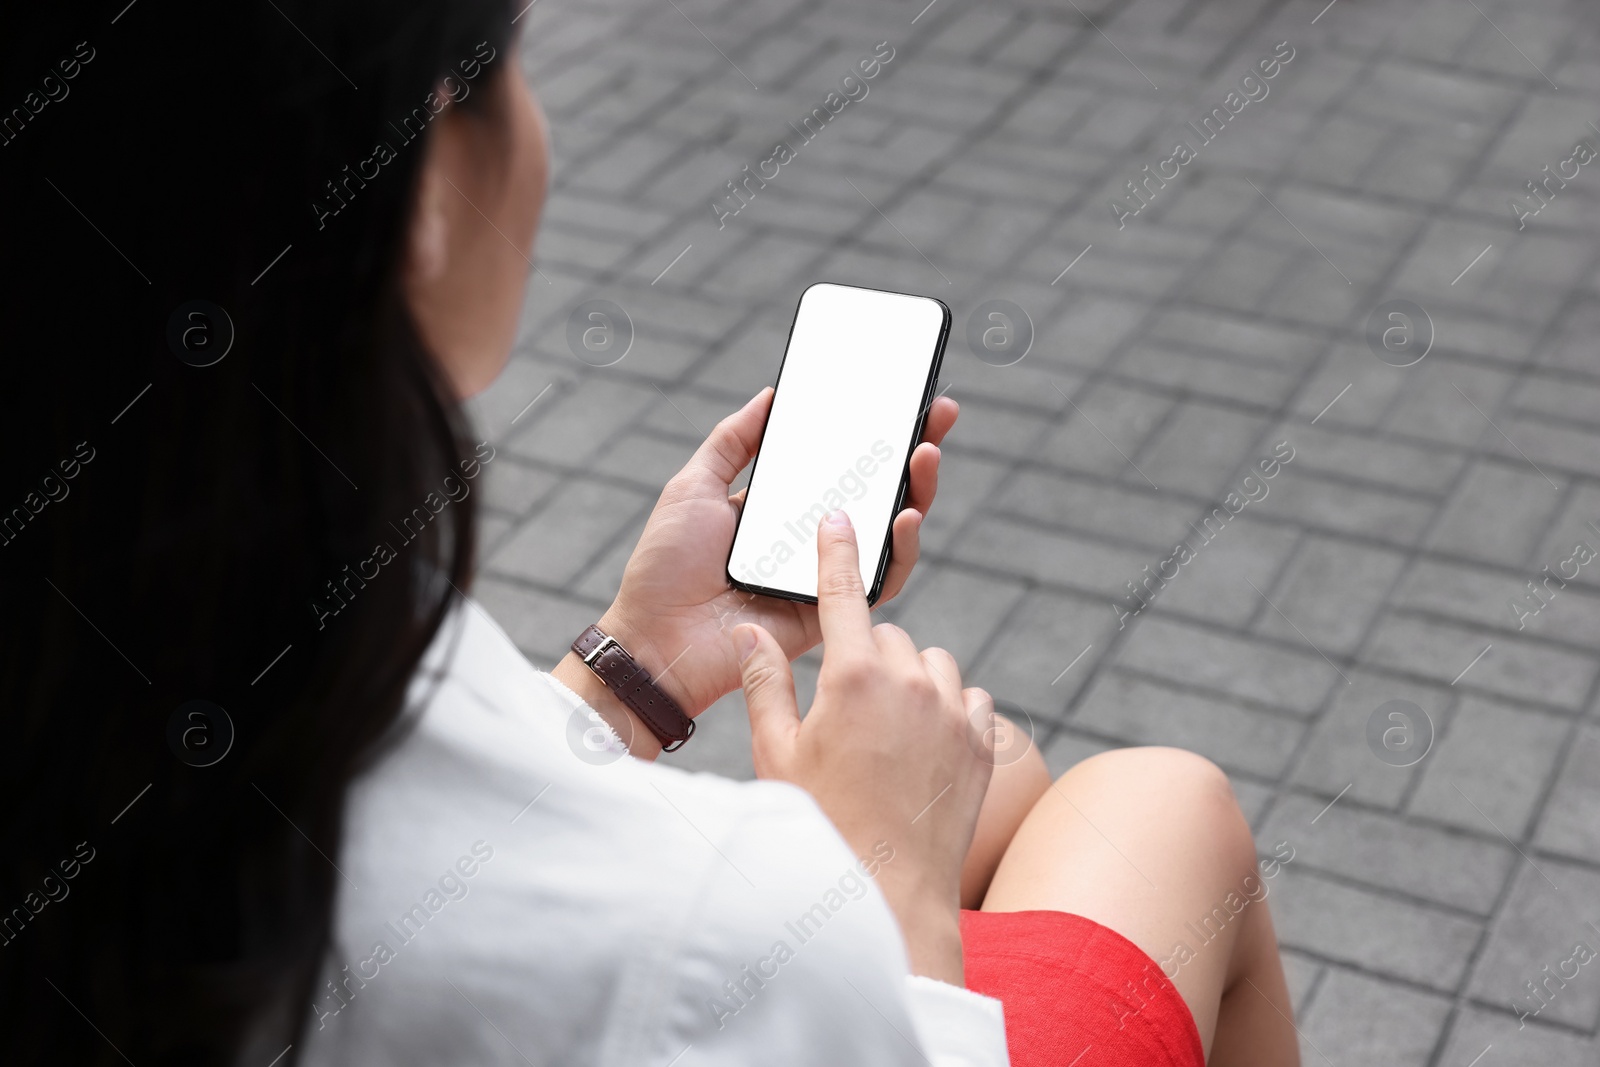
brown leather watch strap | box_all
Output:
[570,624,695,751]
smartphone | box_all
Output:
[726,282,951,605]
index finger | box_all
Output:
[815,509,873,647]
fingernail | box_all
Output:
[825,509,851,527]
[734,625,757,663]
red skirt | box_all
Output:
[960,909,1205,1067]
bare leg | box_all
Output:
[980,746,1299,1066]
[960,713,1051,909]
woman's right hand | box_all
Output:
[733,509,995,987]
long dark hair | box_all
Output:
[0,0,512,1061]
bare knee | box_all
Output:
[1063,746,1255,869]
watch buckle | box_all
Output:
[583,633,621,666]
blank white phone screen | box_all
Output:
[728,283,947,601]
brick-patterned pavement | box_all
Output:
[468,0,1600,1061]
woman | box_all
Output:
[0,1,1299,1063]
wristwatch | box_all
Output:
[570,624,696,751]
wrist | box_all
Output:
[551,649,662,761]
[549,608,700,762]
[880,881,965,987]
[594,603,705,715]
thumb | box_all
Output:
[683,388,773,489]
[734,623,799,774]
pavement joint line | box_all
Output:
[1451,382,1560,491]
[1244,576,1351,686]
[1242,177,1351,285]
[1463,0,1559,90]
[1064,0,1157,90]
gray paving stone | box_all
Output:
[589,430,698,490]
[1540,296,1600,376]
[573,511,650,603]
[1383,360,1519,450]
[888,564,1028,667]
[1362,613,1597,711]
[947,515,1148,598]
[1036,379,1177,476]
[1393,556,1600,648]
[1253,535,1407,656]
[477,513,513,561]
[1532,723,1600,867]
[1120,342,1302,408]
[1513,372,1600,426]
[479,457,563,518]
[1033,292,1146,371]
[1435,1004,1595,1067]
[1485,416,1600,483]
[1280,949,1324,1016]
[659,687,756,780]
[1288,670,1453,809]
[940,394,1053,457]
[1528,485,1600,587]
[1264,793,1513,915]
[1251,468,1436,546]
[1133,400,1271,500]
[474,575,608,667]
[1114,615,1340,717]
[487,478,654,588]
[504,375,663,467]
[1467,861,1600,1032]
[1269,865,1482,991]
[1070,670,1303,779]
[1153,515,1301,627]
[1266,421,1465,496]
[995,469,1196,551]
[967,587,1120,719]
[1427,459,1567,568]
[1286,344,1414,432]
[1146,306,1324,367]
[915,449,1011,553]
[1409,695,1570,841]
[466,355,570,443]
[1184,236,1303,314]
[1298,966,1453,1067]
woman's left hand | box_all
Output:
[594,386,958,721]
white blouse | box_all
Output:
[298,601,1010,1066]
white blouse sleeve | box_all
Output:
[904,975,1011,1067]
[647,775,1010,1067]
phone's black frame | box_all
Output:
[724,281,953,607]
